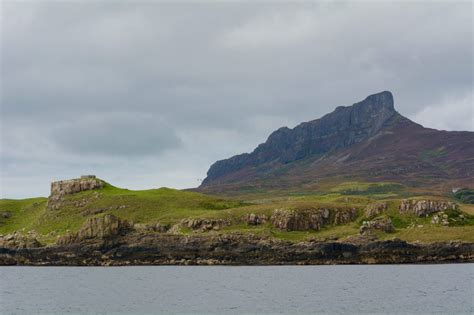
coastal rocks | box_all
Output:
[244,213,268,225]
[47,175,104,210]
[270,208,330,231]
[57,214,130,245]
[0,231,42,249]
[364,202,387,217]
[181,218,230,232]
[1,235,473,266]
[334,208,358,224]
[399,199,457,217]
[360,217,394,234]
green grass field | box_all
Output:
[1,180,473,244]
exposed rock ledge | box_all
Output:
[0,233,472,266]
[399,199,457,217]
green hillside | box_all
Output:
[1,180,473,245]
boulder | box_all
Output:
[364,202,387,217]
[399,199,457,217]
[360,217,394,234]
[334,208,358,224]
[244,213,268,225]
[1,212,11,219]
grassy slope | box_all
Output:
[1,181,473,244]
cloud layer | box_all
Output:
[1,2,473,197]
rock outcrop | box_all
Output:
[360,217,394,234]
[133,223,170,233]
[181,218,230,232]
[271,208,358,231]
[270,208,331,231]
[364,202,388,217]
[47,175,103,210]
[244,213,268,225]
[0,232,42,249]
[399,199,457,217]
[57,214,130,245]
[334,208,358,224]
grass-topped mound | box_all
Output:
[0,181,244,238]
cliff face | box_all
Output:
[47,175,103,210]
[203,91,397,186]
[199,91,474,192]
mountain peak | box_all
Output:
[201,91,400,186]
[200,91,474,193]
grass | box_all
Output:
[0,198,47,234]
[387,226,474,242]
[330,181,406,197]
[1,179,473,244]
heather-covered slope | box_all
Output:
[199,91,474,194]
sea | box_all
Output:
[0,264,473,314]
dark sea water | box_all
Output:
[0,264,473,315]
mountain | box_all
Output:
[199,91,474,194]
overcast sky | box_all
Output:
[1,1,473,198]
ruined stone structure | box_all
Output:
[47,175,103,210]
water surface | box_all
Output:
[1,264,473,314]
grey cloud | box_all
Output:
[52,114,181,156]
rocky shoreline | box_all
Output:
[1,233,472,266]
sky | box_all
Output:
[1,1,473,198]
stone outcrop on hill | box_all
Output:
[0,232,42,249]
[244,213,268,225]
[47,175,103,210]
[399,199,457,217]
[181,218,230,232]
[58,214,130,245]
[133,223,170,233]
[270,208,357,231]
[364,202,388,217]
[360,217,394,234]
[271,209,330,231]
[334,208,358,224]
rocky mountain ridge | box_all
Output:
[199,91,474,193]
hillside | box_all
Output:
[199,91,474,195]
[1,176,474,247]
